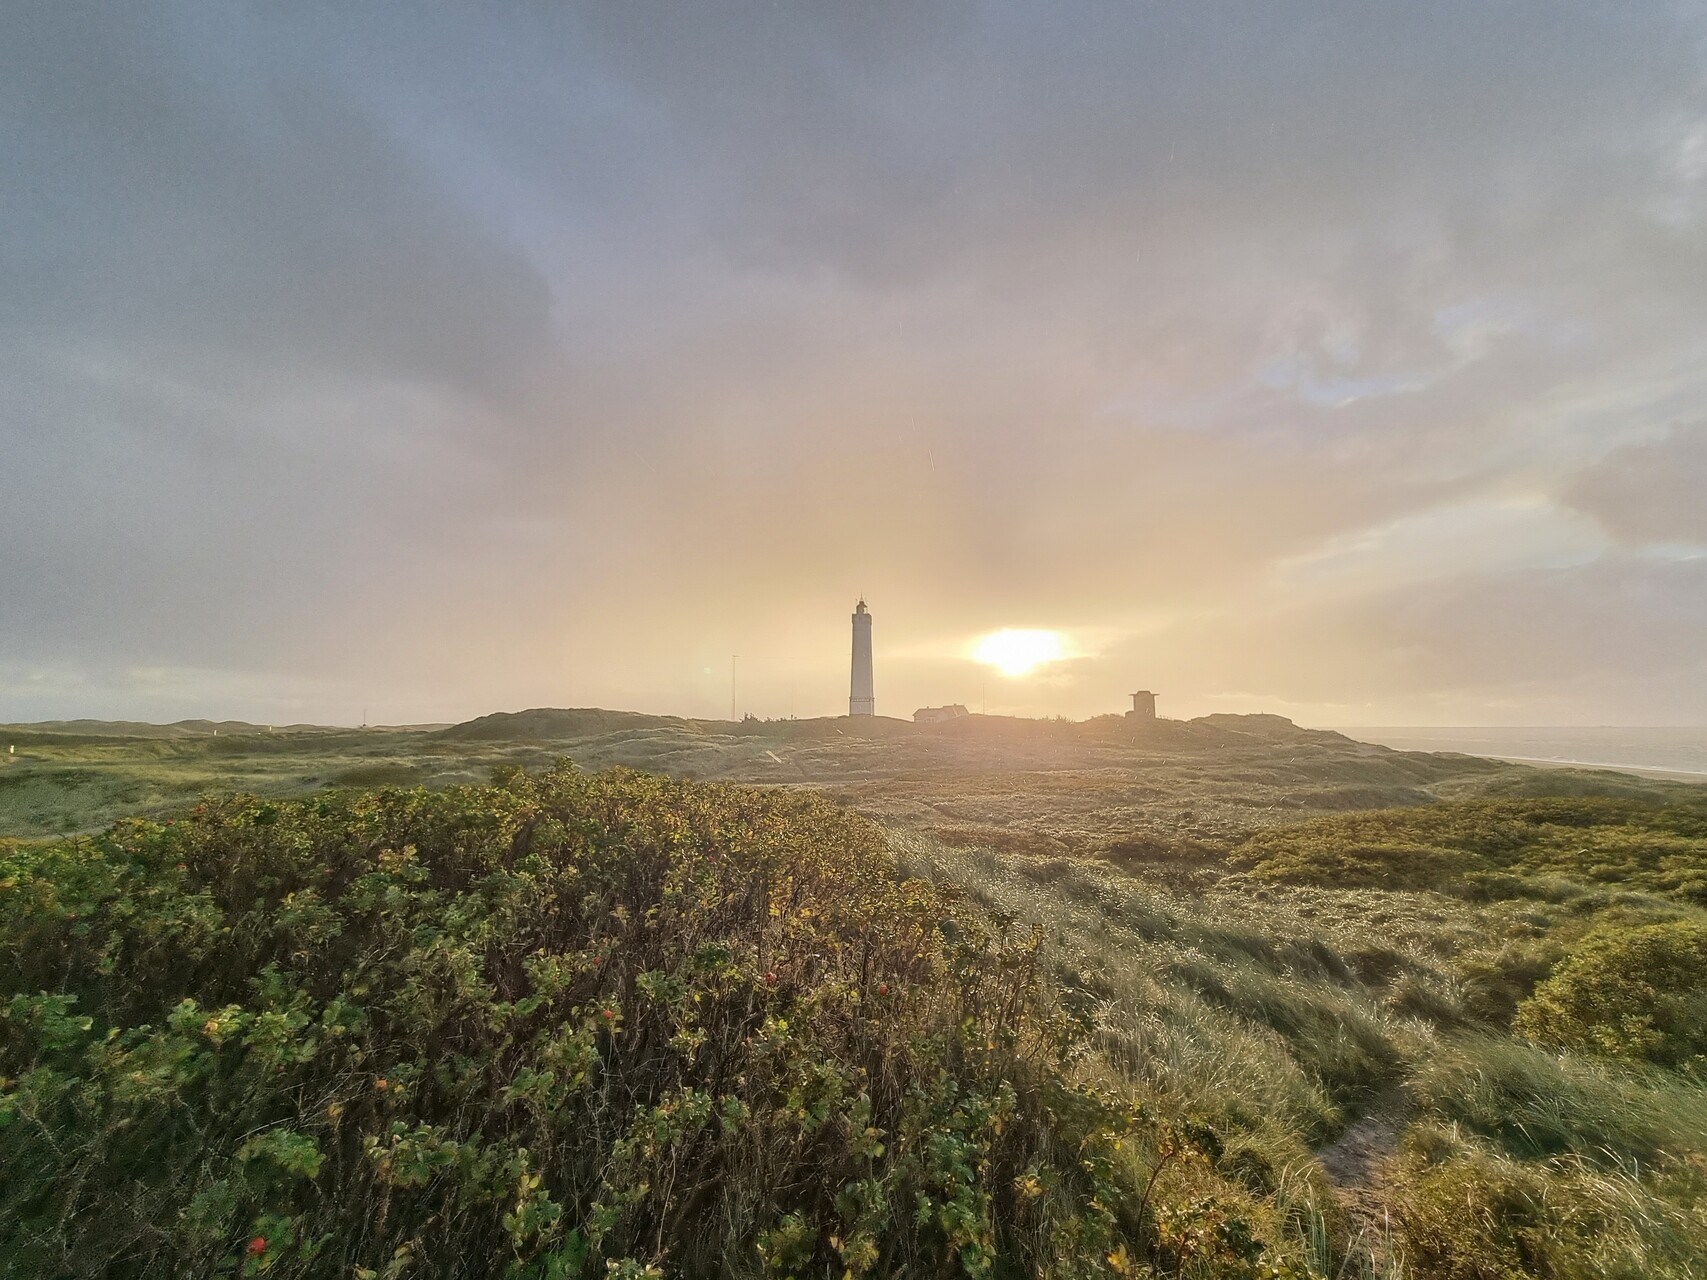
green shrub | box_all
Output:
[1236,799,1707,903]
[0,766,1167,1279]
[1515,920,1707,1066]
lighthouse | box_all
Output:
[849,599,874,716]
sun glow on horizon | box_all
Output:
[971,629,1066,678]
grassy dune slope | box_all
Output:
[894,793,1707,1278]
[7,708,1674,843]
[4,712,1704,1277]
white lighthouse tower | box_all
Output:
[849,599,874,716]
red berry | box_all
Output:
[877,983,890,996]
[247,1236,267,1256]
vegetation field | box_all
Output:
[3,710,1704,1277]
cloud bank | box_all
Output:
[4,1,1706,725]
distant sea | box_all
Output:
[1334,727,1707,781]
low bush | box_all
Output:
[1514,919,1707,1066]
[1236,799,1707,903]
[1,766,1174,1279]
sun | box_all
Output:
[971,629,1065,678]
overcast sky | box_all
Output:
[5,2,1707,726]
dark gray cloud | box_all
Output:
[1,3,552,395]
[3,1,1706,724]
